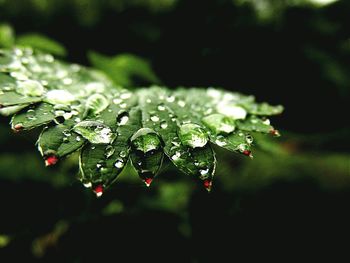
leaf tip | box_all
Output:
[144,178,153,187]
[44,155,59,166]
[12,123,24,133]
[242,150,253,159]
[203,179,213,192]
[93,185,104,198]
[270,129,281,137]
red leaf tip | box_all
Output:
[144,178,153,187]
[242,150,253,158]
[13,123,23,132]
[203,179,212,192]
[270,129,281,137]
[93,185,104,197]
[44,155,58,166]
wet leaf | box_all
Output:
[0,47,283,195]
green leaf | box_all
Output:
[0,47,284,195]
[88,51,160,87]
[16,33,67,57]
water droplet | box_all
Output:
[166,96,175,102]
[45,90,75,105]
[85,82,105,94]
[216,103,247,120]
[151,115,159,122]
[160,121,168,129]
[16,80,45,97]
[44,54,54,63]
[171,151,181,161]
[120,103,127,108]
[202,113,235,135]
[83,182,92,188]
[54,116,65,124]
[215,135,227,146]
[76,136,81,142]
[130,128,162,153]
[114,158,124,169]
[105,145,115,158]
[74,117,81,123]
[62,78,73,85]
[177,100,186,107]
[146,98,152,103]
[207,88,221,99]
[157,104,166,111]
[26,109,36,120]
[178,123,208,148]
[120,151,127,158]
[116,112,129,126]
[73,121,116,144]
[63,129,71,137]
[113,98,122,104]
[120,92,132,99]
[85,94,109,115]
[10,72,28,81]
[245,134,253,144]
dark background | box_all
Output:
[0,0,349,261]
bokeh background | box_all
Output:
[0,0,349,261]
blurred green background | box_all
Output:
[0,0,349,261]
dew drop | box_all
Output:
[83,182,92,188]
[119,151,127,158]
[114,158,124,169]
[151,115,159,122]
[160,121,168,129]
[178,123,208,148]
[116,112,129,126]
[202,113,235,135]
[73,121,115,144]
[215,135,227,146]
[157,104,166,111]
[16,80,45,97]
[113,98,122,104]
[62,78,73,85]
[177,100,186,107]
[85,94,109,115]
[105,145,115,158]
[216,102,247,120]
[171,151,181,161]
[166,96,175,102]
[45,90,75,105]
[130,128,162,153]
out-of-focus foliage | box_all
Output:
[88,51,160,87]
